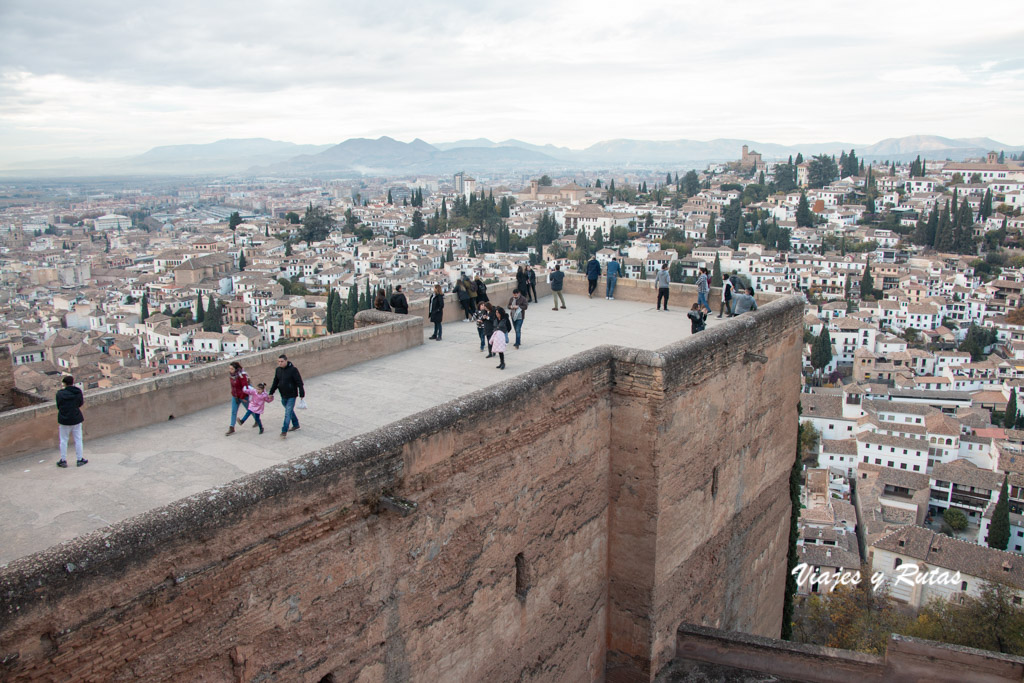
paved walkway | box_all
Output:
[0,294,721,564]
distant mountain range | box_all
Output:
[2,135,1021,179]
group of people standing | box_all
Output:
[585,256,622,300]
[469,288,530,369]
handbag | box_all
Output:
[297,398,308,410]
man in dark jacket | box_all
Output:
[56,375,87,467]
[269,354,305,439]
[549,264,566,310]
[586,256,601,298]
[527,267,538,303]
[389,285,409,314]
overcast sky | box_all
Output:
[1,0,1022,164]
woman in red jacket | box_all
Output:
[226,361,249,436]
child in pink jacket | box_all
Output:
[239,382,274,434]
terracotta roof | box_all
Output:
[872,526,1024,590]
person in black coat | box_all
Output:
[516,266,529,299]
[269,354,305,439]
[389,285,409,314]
[55,375,86,467]
[474,276,489,303]
[527,267,538,303]
[428,284,445,340]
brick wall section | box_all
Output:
[0,296,804,682]
[0,314,424,461]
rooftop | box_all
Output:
[0,293,725,564]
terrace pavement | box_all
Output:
[0,293,728,564]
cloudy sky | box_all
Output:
[1,0,1021,164]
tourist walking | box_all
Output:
[655,263,671,310]
[428,284,445,340]
[696,267,711,314]
[586,256,601,298]
[718,277,734,318]
[733,287,758,315]
[226,361,249,436]
[605,257,621,299]
[373,289,391,312]
[389,285,409,314]
[528,266,538,303]
[490,307,509,369]
[508,288,528,348]
[688,303,708,333]
[238,382,274,434]
[55,375,86,468]
[549,264,566,310]
[269,354,305,439]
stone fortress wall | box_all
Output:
[0,282,798,682]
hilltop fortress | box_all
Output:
[0,278,804,681]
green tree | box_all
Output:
[988,475,1011,550]
[711,254,723,287]
[238,251,246,271]
[195,293,205,323]
[669,261,684,283]
[934,201,954,252]
[203,295,222,332]
[300,204,337,246]
[796,193,814,227]
[386,189,393,205]
[682,170,700,197]
[285,211,300,224]
[408,210,425,239]
[140,294,149,321]
[807,154,838,188]
[944,508,968,532]
[538,175,553,186]
[861,262,875,300]
[706,214,717,241]
[229,211,242,244]
[811,329,833,378]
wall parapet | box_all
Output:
[0,314,424,461]
[660,623,1024,683]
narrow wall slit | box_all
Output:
[515,552,529,601]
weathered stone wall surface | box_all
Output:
[0,296,803,683]
[0,315,424,461]
[605,299,802,681]
[0,347,14,412]
[659,623,1024,683]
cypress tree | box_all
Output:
[861,262,874,300]
[934,202,953,252]
[238,251,246,271]
[140,294,149,321]
[988,475,1011,551]
[706,214,717,241]
[1004,388,1018,429]
[711,254,723,287]
[796,193,813,227]
[196,293,205,323]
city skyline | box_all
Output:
[1,0,1022,165]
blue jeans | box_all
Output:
[477,326,486,350]
[281,396,299,434]
[230,396,247,427]
[513,318,523,346]
[606,276,618,298]
[698,291,709,310]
